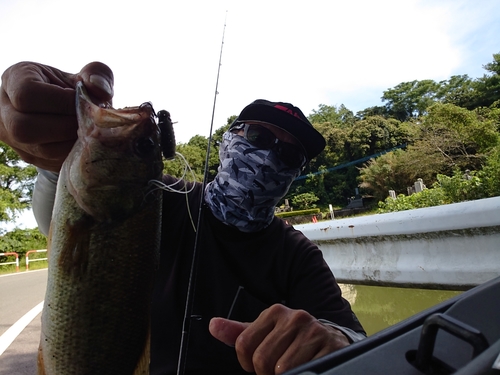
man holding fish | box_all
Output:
[0,61,365,375]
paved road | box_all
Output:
[0,269,47,375]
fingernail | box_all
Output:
[89,74,113,96]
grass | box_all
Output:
[0,258,48,275]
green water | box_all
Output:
[340,284,462,336]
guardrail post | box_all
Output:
[25,249,48,271]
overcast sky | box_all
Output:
[1,0,500,230]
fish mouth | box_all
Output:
[65,83,163,222]
[76,81,175,161]
[76,82,155,131]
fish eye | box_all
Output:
[135,137,156,157]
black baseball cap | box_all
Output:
[230,99,326,161]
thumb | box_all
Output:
[76,62,114,103]
[209,317,250,347]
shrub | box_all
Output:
[275,208,321,219]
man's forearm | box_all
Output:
[32,168,58,236]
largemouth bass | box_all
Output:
[38,81,173,375]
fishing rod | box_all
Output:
[176,11,228,375]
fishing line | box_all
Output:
[148,151,198,231]
[176,11,228,375]
[148,152,197,195]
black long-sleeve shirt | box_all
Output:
[151,176,365,374]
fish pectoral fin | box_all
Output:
[58,216,93,275]
[133,327,151,375]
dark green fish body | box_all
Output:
[38,82,166,375]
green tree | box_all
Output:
[0,227,47,257]
[308,104,354,128]
[358,149,419,201]
[478,145,500,197]
[0,142,37,224]
[378,189,447,213]
[310,122,348,169]
[346,116,407,160]
[417,103,499,173]
[359,103,499,201]
[305,104,412,207]
[466,52,500,109]
[162,115,236,183]
[438,74,476,108]
[436,170,483,203]
[378,168,490,213]
[381,80,441,121]
[290,192,319,210]
[356,105,389,119]
[163,141,207,183]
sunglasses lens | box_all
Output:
[246,125,275,148]
[244,124,305,168]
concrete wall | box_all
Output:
[294,197,500,290]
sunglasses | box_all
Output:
[234,123,306,169]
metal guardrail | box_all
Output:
[0,252,19,272]
[296,196,500,289]
[25,249,47,271]
[0,249,48,272]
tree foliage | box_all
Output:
[0,142,37,223]
[412,103,498,172]
[0,227,47,257]
[358,149,416,201]
[466,52,500,108]
[291,192,319,210]
[382,80,441,121]
[162,116,234,183]
[378,169,487,213]
[378,189,447,213]
[476,145,500,197]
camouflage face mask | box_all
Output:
[204,131,301,232]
